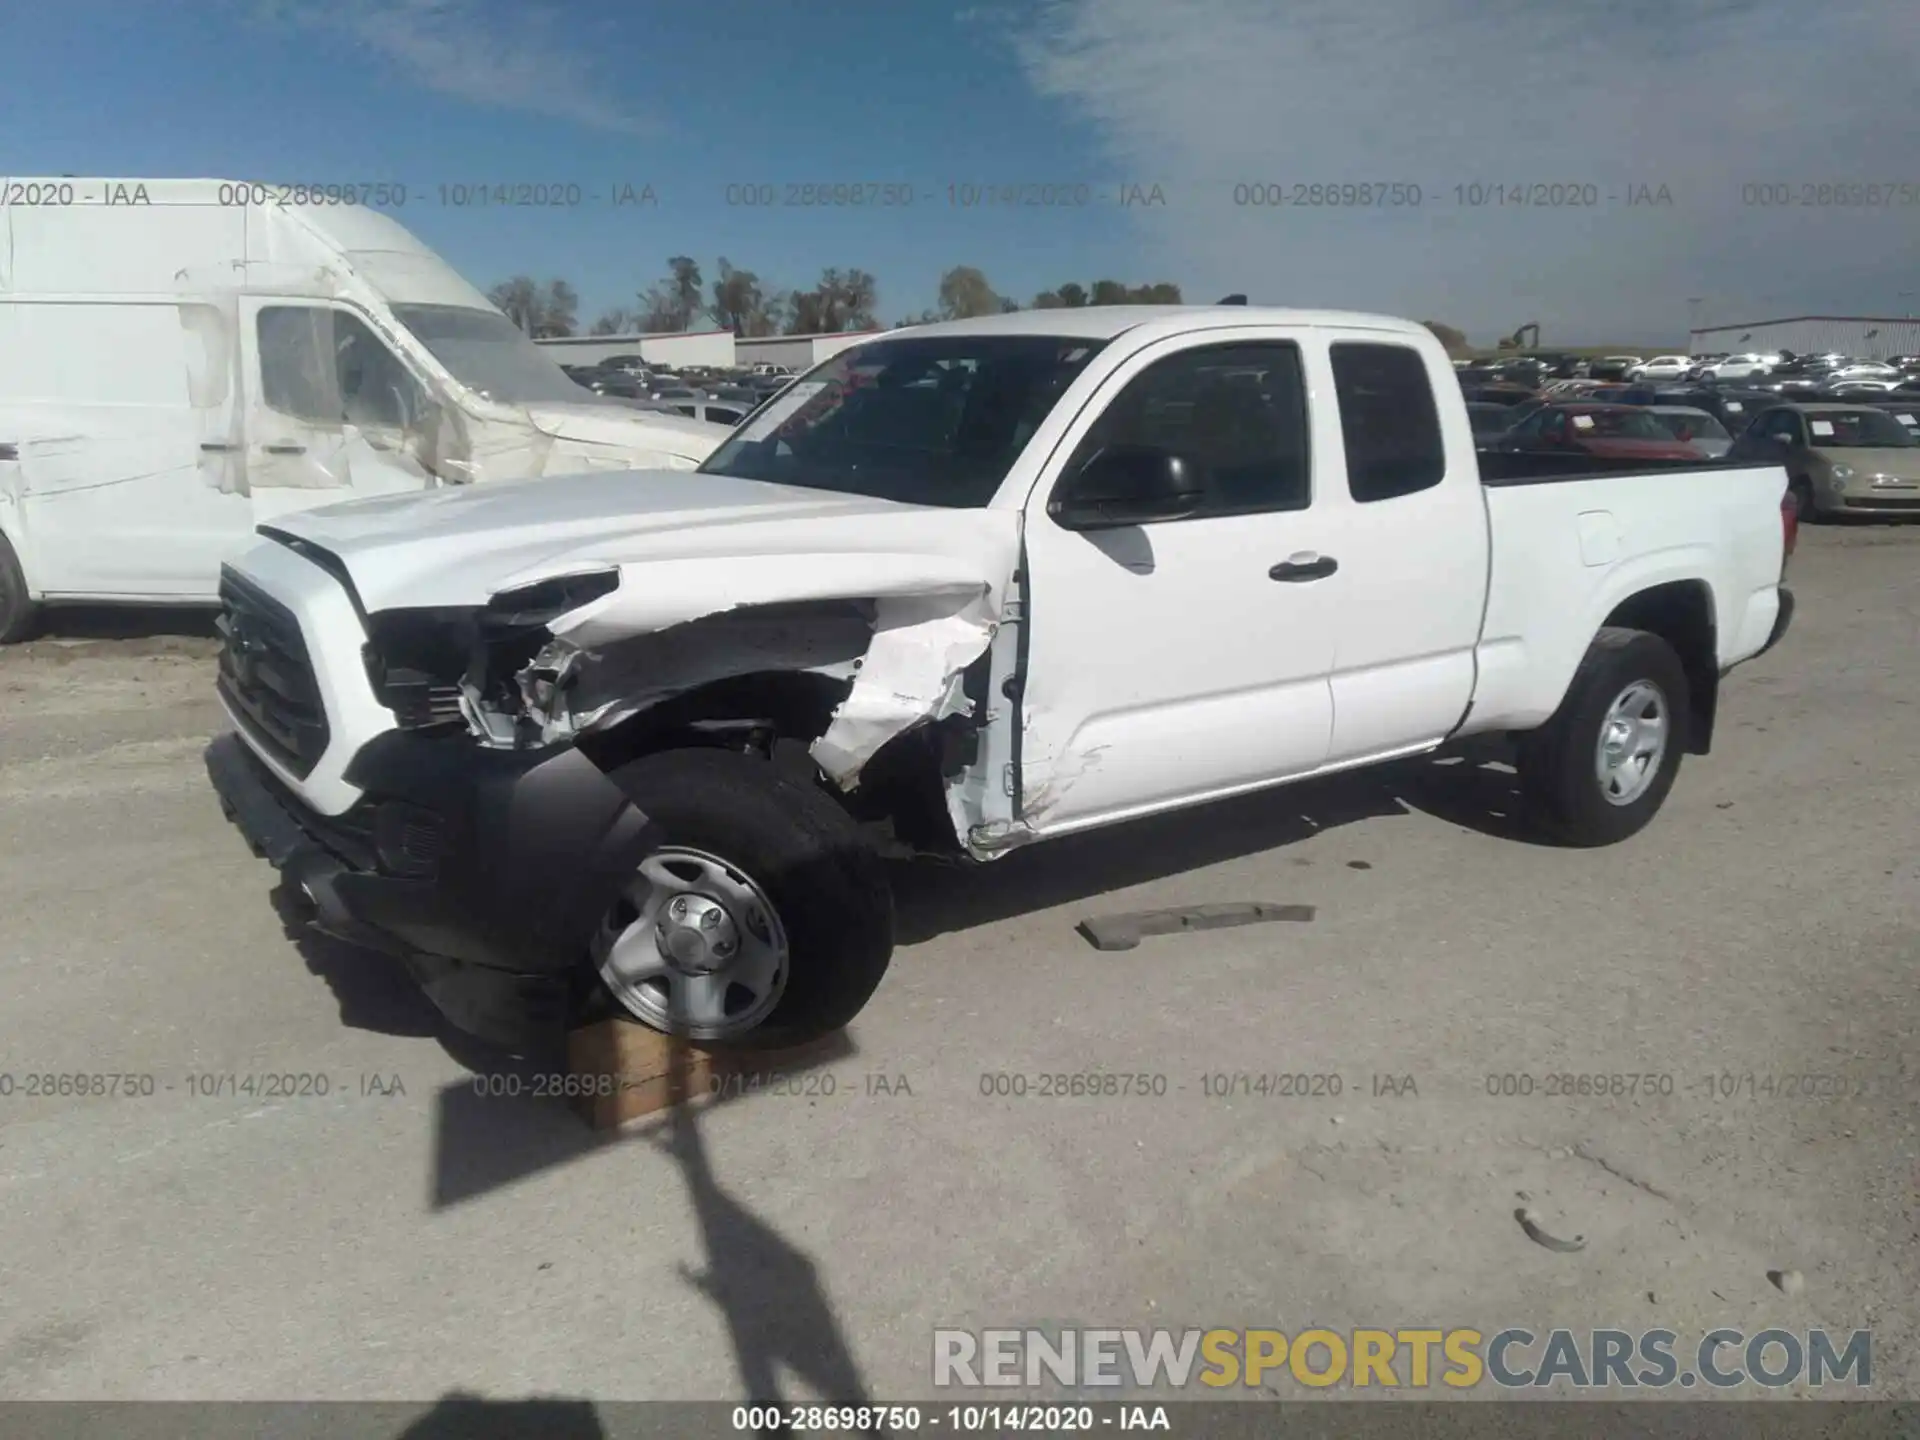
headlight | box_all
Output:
[361,610,479,730]
[1829,463,1855,482]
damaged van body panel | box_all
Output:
[0,178,729,614]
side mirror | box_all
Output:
[1051,445,1206,530]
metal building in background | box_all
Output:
[736,331,884,371]
[1688,315,1920,359]
[534,330,738,369]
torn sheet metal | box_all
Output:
[515,605,875,741]
[808,590,1000,787]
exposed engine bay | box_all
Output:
[356,567,1021,855]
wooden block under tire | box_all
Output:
[565,1018,851,1130]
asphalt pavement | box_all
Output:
[0,526,1915,1406]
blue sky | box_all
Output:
[4,0,1916,343]
[2,0,1163,328]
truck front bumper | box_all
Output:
[205,730,656,1052]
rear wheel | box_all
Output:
[1517,628,1689,847]
[0,531,40,644]
[590,748,893,1048]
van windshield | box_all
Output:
[390,304,606,407]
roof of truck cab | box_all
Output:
[887,306,1432,341]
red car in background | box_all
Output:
[1488,403,1707,462]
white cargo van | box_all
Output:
[0,177,731,640]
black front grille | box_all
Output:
[216,568,330,778]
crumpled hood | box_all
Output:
[259,467,1021,619]
[519,401,730,461]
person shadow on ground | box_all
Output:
[649,1031,888,1437]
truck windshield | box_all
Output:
[1808,410,1915,447]
[697,334,1108,507]
[390,304,609,407]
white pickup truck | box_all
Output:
[203,307,1797,1051]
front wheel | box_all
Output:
[0,531,40,644]
[590,747,894,1048]
[1517,628,1689,847]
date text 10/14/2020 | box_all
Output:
[729,1406,1173,1433]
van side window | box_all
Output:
[1330,342,1446,502]
[258,306,423,429]
[1061,341,1311,517]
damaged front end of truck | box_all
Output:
[356,551,1032,861]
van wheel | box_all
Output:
[0,533,39,644]
[591,747,893,1048]
[1788,476,1818,523]
[1517,628,1688,847]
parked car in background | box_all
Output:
[1586,356,1644,381]
[588,370,650,400]
[1530,354,1585,379]
[1644,386,1770,435]
[1827,362,1900,384]
[1488,403,1707,461]
[1644,407,1734,458]
[749,362,794,377]
[661,400,749,427]
[1820,382,1907,402]
[1625,355,1694,381]
[1729,402,1920,519]
[1767,355,1837,378]
[1701,353,1775,380]
[1857,396,1920,433]
[1466,402,1515,443]
[1461,384,1539,407]
[1491,358,1549,387]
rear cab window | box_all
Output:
[1329,341,1446,501]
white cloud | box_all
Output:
[265,0,657,136]
[1009,0,1920,339]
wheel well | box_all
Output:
[1602,581,1717,754]
[576,670,851,770]
[573,669,966,855]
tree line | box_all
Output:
[487,260,1188,339]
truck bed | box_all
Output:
[1465,455,1790,735]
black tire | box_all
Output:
[1788,475,1818,523]
[597,747,893,1048]
[1516,628,1689,848]
[0,530,39,644]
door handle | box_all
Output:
[0,444,16,461]
[263,442,307,456]
[200,442,240,453]
[1269,554,1338,582]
